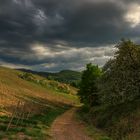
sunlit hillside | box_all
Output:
[0,66,79,139]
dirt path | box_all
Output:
[50,108,93,140]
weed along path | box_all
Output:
[50,108,93,140]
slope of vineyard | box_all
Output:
[0,66,79,139]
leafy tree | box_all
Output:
[100,40,140,105]
[78,63,102,106]
[19,72,36,81]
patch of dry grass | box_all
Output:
[0,66,79,115]
[0,66,79,139]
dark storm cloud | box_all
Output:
[0,0,140,71]
[61,1,127,43]
[0,0,127,45]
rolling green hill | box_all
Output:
[17,69,82,87]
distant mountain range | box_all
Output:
[17,69,82,86]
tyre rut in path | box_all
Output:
[50,108,93,140]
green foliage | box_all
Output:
[100,40,140,105]
[47,80,71,94]
[47,70,82,87]
[19,72,71,94]
[86,99,140,140]
[19,72,36,82]
[78,40,140,140]
[18,69,81,87]
[78,63,102,106]
[77,107,112,140]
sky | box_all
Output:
[0,0,140,72]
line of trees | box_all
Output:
[78,40,140,107]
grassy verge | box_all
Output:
[0,105,70,140]
[77,99,140,140]
[76,107,112,140]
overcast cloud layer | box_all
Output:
[0,0,140,71]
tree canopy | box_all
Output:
[79,40,140,106]
[78,63,102,106]
[100,40,140,105]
